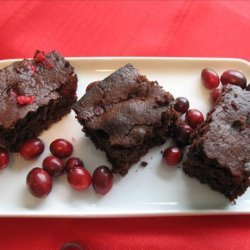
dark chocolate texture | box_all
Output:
[73,64,179,175]
[0,50,77,151]
[183,85,250,201]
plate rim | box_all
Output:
[0,56,250,218]
[0,56,249,64]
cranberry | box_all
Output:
[65,157,84,172]
[26,167,53,198]
[175,124,193,147]
[42,156,65,176]
[86,81,99,92]
[20,138,45,160]
[185,109,204,128]
[16,95,35,106]
[246,84,250,91]
[34,50,54,69]
[67,166,91,191]
[174,97,189,114]
[210,88,222,104]
[92,166,113,195]
[0,147,9,170]
[220,70,247,89]
[201,68,220,89]
[50,139,73,158]
[163,146,183,166]
[34,51,46,62]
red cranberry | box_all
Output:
[65,157,84,172]
[20,138,45,160]
[210,88,222,104]
[0,147,9,170]
[92,166,113,195]
[220,70,247,89]
[174,97,190,114]
[67,166,91,191]
[86,81,99,92]
[34,50,54,69]
[34,51,46,62]
[201,68,220,89]
[175,124,193,147]
[26,168,53,198]
[246,84,250,91]
[16,95,35,106]
[185,109,204,129]
[163,146,183,166]
[42,156,65,176]
[50,139,73,158]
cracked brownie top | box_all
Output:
[189,85,250,178]
[0,50,77,128]
[73,64,175,148]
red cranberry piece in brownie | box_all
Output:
[0,50,77,152]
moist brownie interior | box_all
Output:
[183,85,250,201]
[73,63,179,175]
[0,50,77,151]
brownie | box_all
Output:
[0,50,77,151]
[73,64,179,175]
[183,85,250,201]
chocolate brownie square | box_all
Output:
[73,64,179,175]
[183,85,250,201]
[0,50,77,151]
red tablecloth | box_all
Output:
[1,1,250,249]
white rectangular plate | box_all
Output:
[0,57,250,217]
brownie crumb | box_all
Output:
[140,161,148,167]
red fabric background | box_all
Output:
[1,1,250,249]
